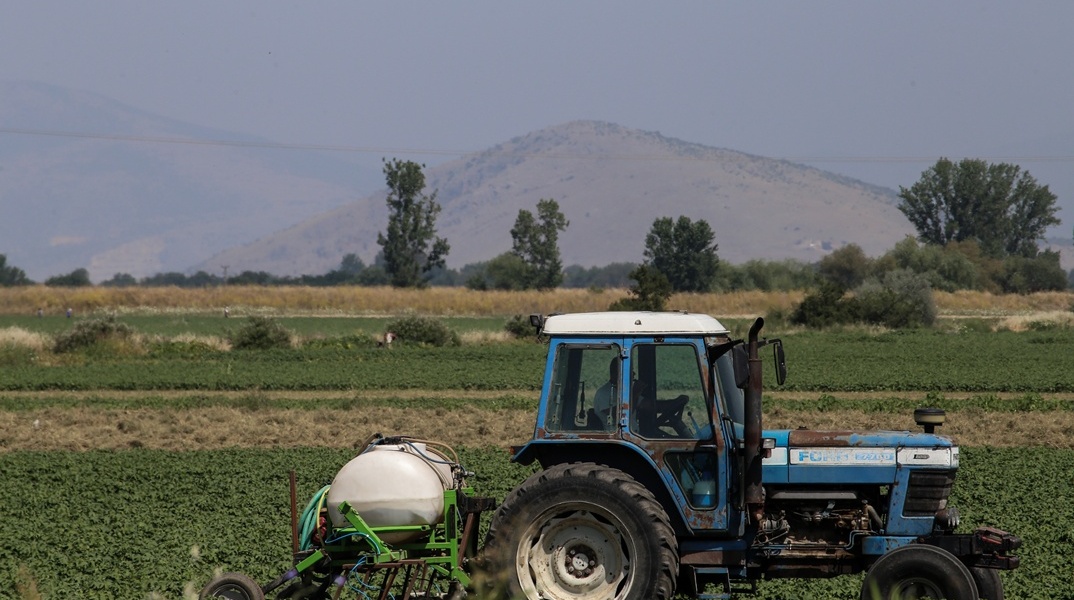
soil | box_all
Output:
[2,395,1071,451]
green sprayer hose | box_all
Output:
[298,485,331,551]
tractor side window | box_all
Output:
[630,344,712,439]
[545,344,621,432]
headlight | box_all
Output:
[896,447,957,467]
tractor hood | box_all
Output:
[761,429,958,485]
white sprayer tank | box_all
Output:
[326,442,454,543]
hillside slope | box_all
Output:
[201,121,915,275]
[0,81,379,280]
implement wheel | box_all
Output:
[200,572,265,600]
[482,462,678,600]
[971,567,1004,600]
[861,544,977,600]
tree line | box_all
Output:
[2,157,1071,302]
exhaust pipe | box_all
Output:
[744,317,765,523]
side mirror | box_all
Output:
[773,341,787,386]
[732,345,750,388]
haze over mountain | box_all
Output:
[2,82,1071,282]
[201,121,918,277]
[0,81,382,281]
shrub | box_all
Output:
[229,316,293,350]
[385,315,460,347]
[791,270,936,329]
[996,251,1068,294]
[789,282,857,328]
[855,269,937,328]
[53,316,136,353]
[504,314,535,339]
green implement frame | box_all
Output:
[264,486,496,600]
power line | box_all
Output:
[2,126,1073,165]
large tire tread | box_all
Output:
[861,544,977,600]
[483,461,678,600]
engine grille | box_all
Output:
[903,470,956,517]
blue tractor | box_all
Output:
[481,311,1019,600]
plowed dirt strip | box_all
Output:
[3,406,1072,451]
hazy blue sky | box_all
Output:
[3,1,1073,225]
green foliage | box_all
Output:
[100,272,138,287]
[229,316,293,350]
[465,253,531,290]
[879,237,983,292]
[996,250,1069,293]
[503,314,535,339]
[818,244,872,289]
[855,269,937,328]
[0,447,1063,599]
[385,315,461,347]
[789,281,852,328]
[776,328,1074,393]
[792,270,936,329]
[9,319,1074,394]
[608,264,672,311]
[897,157,1060,258]
[715,258,817,292]
[562,262,636,289]
[52,316,136,353]
[510,198,569,289]
[0,254,31,286]
[376,158,450,288]
[643,215,719,292]
[301,333,377,350]
[44,267,91,287]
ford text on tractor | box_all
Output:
[201,311,1019,600]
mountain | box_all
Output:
[5,82,1066,283]
[0,81,382,281]
[199,121,917,275]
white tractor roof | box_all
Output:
[541,312,730,336]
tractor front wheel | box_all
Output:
[482,462,678,600]
[860,544,977,600]
[200,572,265,600]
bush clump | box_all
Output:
[229,316,293,350]
[791,270,936,329]
[503,314,535,339]
[53,316,136,353]
[385,315,460,347]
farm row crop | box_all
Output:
[3,390,1073,415]
[0,446,1068,599]
[4,328,1074,393]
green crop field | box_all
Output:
[4,319,1074,393]
[2,311,1072,599]
[0,447,1069,600]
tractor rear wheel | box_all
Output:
[482,462,678,600]
[860,544,977,600]
[200,572,265,600]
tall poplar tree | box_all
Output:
[376,159,450,288]
[510,198,569,290]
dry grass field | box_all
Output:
[1,285,1073,323]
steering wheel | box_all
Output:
[654,395,691,436]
